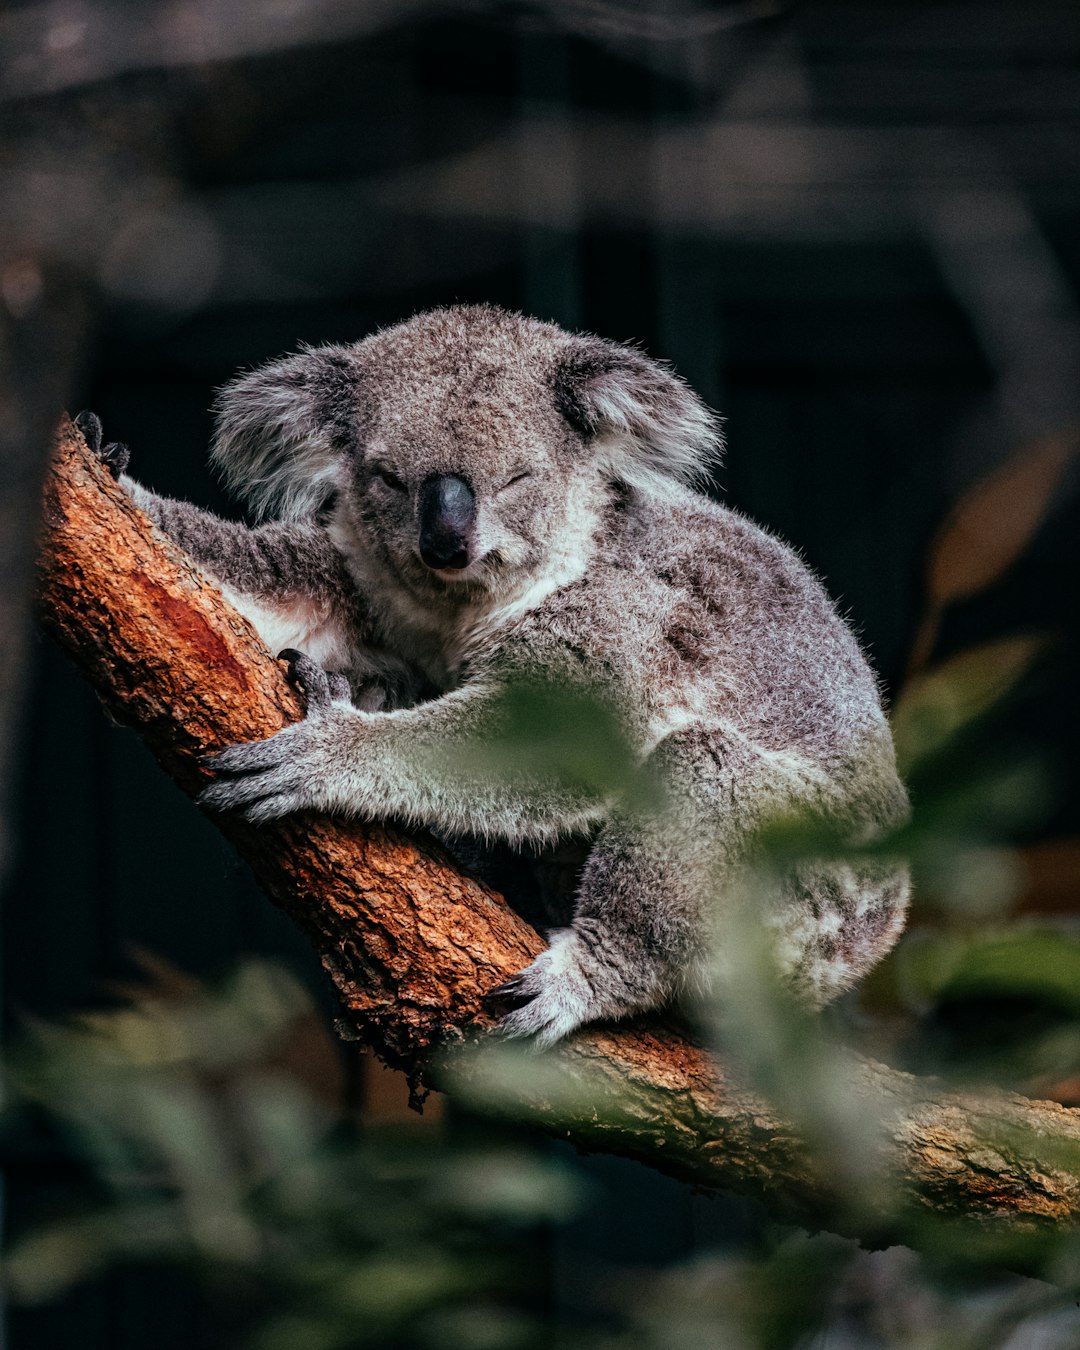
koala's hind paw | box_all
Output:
[278,649,351,714]
[494,929,598,1049]
[74,410,129,478]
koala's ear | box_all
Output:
[554,339,723,491]
[211,345,359,521]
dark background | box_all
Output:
[4,3,1080,1345]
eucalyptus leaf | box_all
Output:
[924,433,1076,610]
[890,635,1047,775]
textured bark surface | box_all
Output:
[36,418,1080,1243]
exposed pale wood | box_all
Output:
[36,419,1080,1244]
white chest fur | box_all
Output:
[219,585,353,673]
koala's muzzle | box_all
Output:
[418,474,475,571]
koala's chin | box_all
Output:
[103,301,911,1046]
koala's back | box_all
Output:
[516,483,905,830]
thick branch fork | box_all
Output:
[36,420,1080,1240]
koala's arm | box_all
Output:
[121,478,366,677]
[77,423,357,673]
[77,413,351,617]
[199,660,610,843]
[123,479,345,606]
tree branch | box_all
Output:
[36,418,1080,1246]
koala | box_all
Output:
[81,304,910,1046]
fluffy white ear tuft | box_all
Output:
[211,345,359,521]
[554,339,723,492]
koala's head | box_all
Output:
[212,305,721,600]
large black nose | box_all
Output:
[418,474,475,571]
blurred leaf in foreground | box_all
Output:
[896,925,1080,1019]
[907,431,1076,674]
[612,1235,1080,1350]
[2,960,577,1349]
[925,433,1075,611]
[418,673,665,818]
[1012,839,1080,915]
[890,634,1047,777]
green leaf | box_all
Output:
[433,674,663,813]
[897,925,1080,1015]
[890,635,1047,775]
[924,432,1076,610]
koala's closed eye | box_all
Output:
[376,467,407,491]
[499,470,532,492]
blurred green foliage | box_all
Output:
[8,435,1080,1347]
[1,961,579,1350]
[419,672,666,820]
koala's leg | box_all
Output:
[493,811,707,1046]
[493,727,732,1044]
[765,857,911,1008]
[495,726,910,1046]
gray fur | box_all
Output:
[112,304,910,1046]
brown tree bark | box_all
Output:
[35,418,1080,1248]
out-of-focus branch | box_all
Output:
[36,419,1080,1246]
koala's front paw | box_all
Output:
[74,410,130,478]
[490,929,597,1049]
[198,720,321,823]
[200,651,359,824]
[199,706,359,824]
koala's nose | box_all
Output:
[418,474,475,571]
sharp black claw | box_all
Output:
[488,975,524,994]
[74,410,103,454]
[102,441,130,476]
[484,977,536,1009]
[75,411,129,477]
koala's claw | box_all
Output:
[75,409,130,478]
[197,700,364,825]
[279,649,351,714]
[74,409,102,452]
[484,973,537,1011]
[102,441,131,477]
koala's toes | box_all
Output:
[279,649,350,714]
[102,442,130,476]
[279,649,329,709]
[499,993,590,1049]
[74,410,103,454]
[198,779,299,824]
[75,410,130,477]
[203,737,290,776]
[197,756,300,820]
